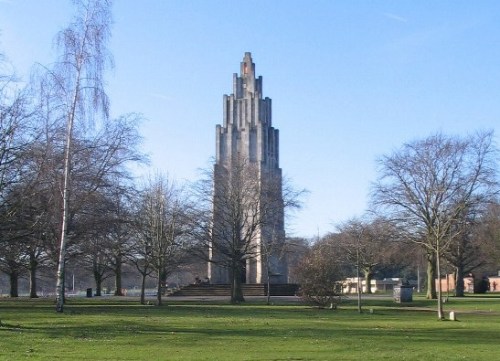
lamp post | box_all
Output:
[356,244,362,314]
[355,225,364,314]
[344,218,365,314]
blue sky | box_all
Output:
[1,1,499,238]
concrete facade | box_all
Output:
[209,52,287,284]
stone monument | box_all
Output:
[208,52,287,285]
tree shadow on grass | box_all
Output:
[2,305,498,349]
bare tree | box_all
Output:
[42,0,113,312]
[128,188,155,305]
[190,157,301,304]
[65,112,144,296]
[0,223,25,297]
[444,214,490,296]
[78,190,116,296]
[128,234,154,304]
[81,235,113,296]
[336,217,397,295]
[191,159,265,303]
[371,131,498,319]
[0,55,32,197]
[106,190,135,297]
[284,237,311,284]
[261,176,303,304]
[296,239,346,309]
[336,218,365,311]
[484,202,500,266]
[134,174,190,306]
[0,54,36,297]
[0,184,50,298]
[473,201,500,278]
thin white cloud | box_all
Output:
[150,93,173,101]
[382,12,408,23]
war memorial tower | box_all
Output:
[208,52,287,285]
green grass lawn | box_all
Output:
[0,295,499,360]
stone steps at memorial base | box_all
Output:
[169,283,299,297]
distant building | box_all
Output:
[436,273,500,293]
[208,53,287,284]
[342,278,404,294]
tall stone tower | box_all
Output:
[209,52,287,285]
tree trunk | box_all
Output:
[156,269,163,306]
[426,253,437,299]
[265,255,271,305]
[266,272,271,306]
[364,269,373,294]
[9,271,19,297]
[160,268,168,296]
[114,256,123,296]
[454,266,465,297]
[140,273,147,305]
[62,269,66,303]
[95,276,102,297]
[436,248,444,320]
[56,106,75,312]
[231,263,245,304]
[93,263,103,296]
[29,255,38,298]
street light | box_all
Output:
[356,242,362,314]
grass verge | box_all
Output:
[0,296,498,360]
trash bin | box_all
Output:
[86,288,93,298]
[394,285,413,303]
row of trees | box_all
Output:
[0,0,151,312]
[298,131,500,319]
[1,0,304,309]
[0,0,192,310]
[2,1,499,318]
[296,218,415,310]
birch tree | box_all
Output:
[47,0,113,312]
